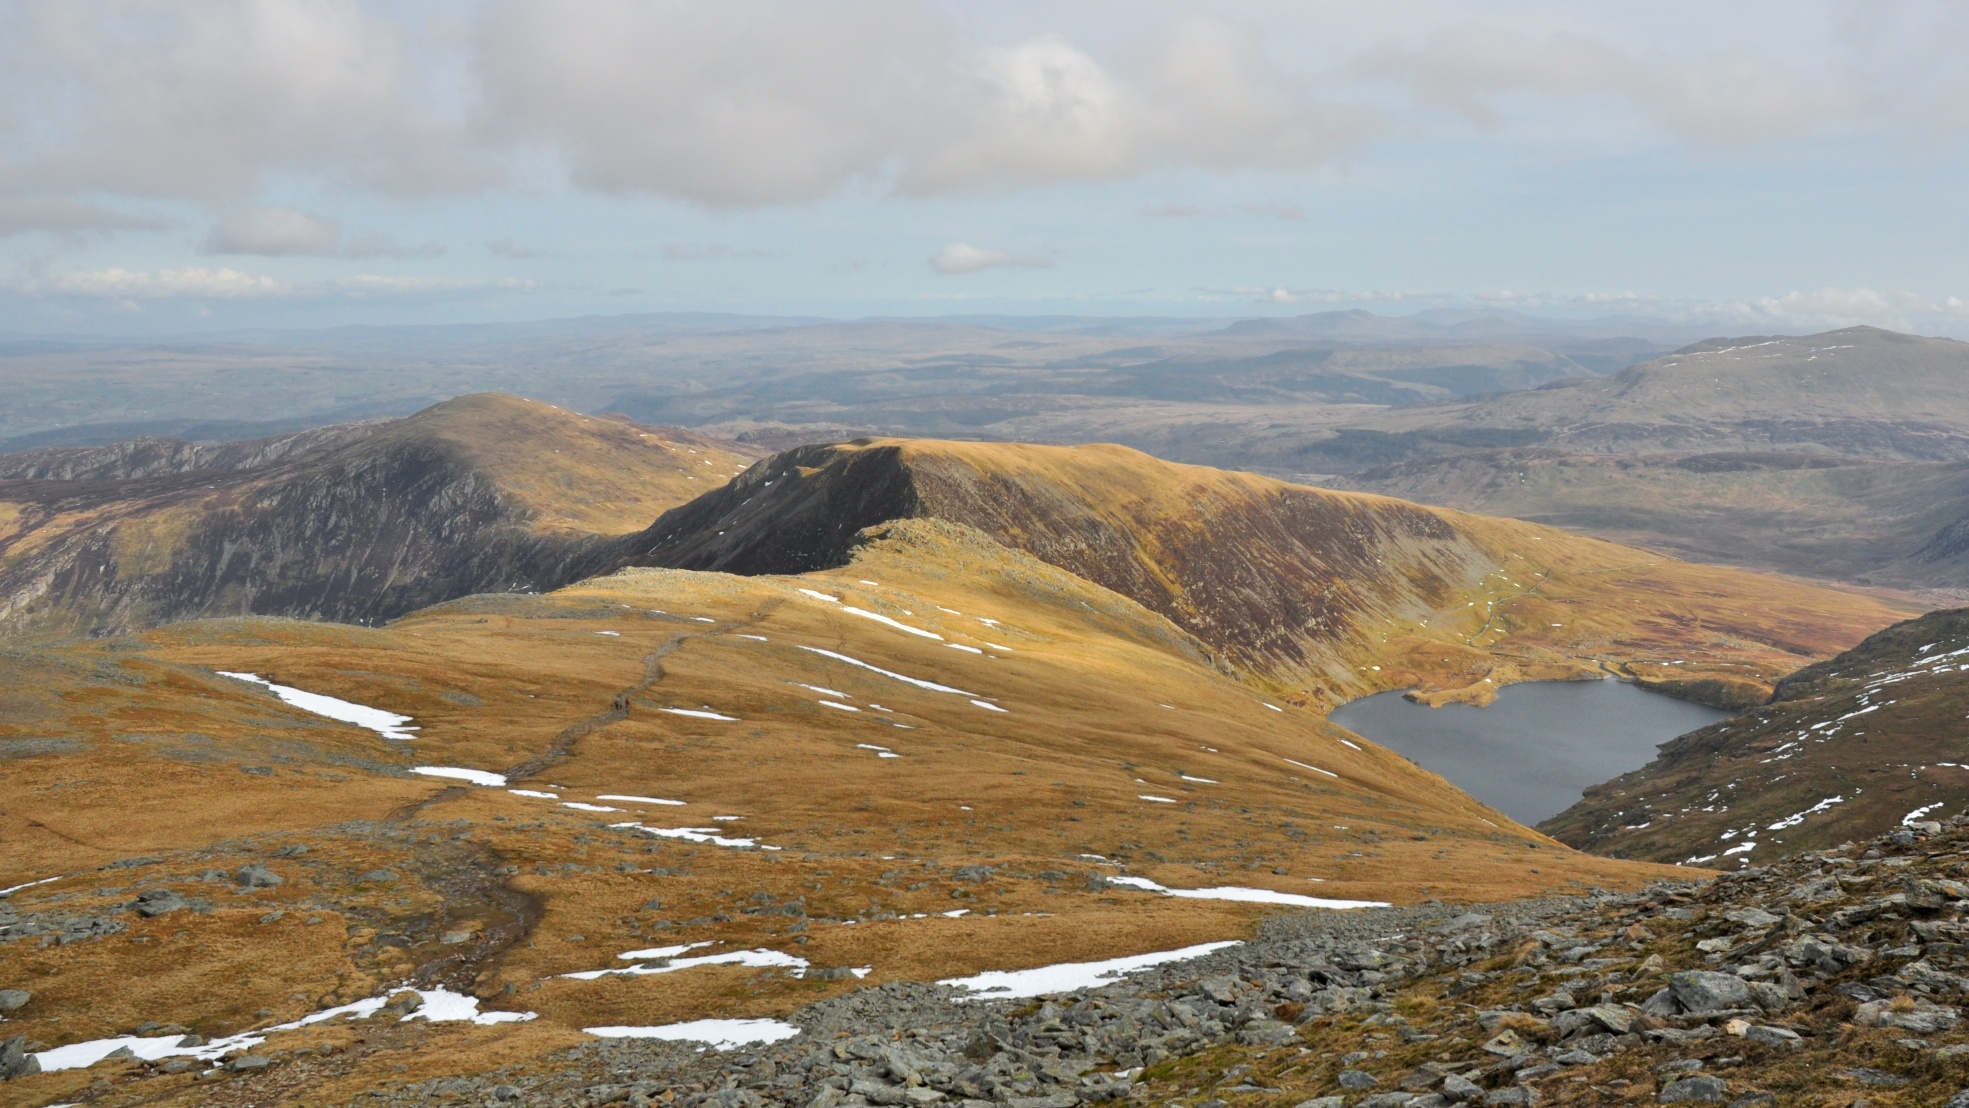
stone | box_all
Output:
[1841,1067,1909,1087]
[1003,1095,1075,1108]
[1944,1090,1969,1108]
[1658,1076,1727,1103]
[1743,1025,1801,1050]
[1666,971,1753,1015]
[132,888,190,917]
[1724,908,1782,928]
[1440,1075,1483,1102]
[161,1059,195,1074]
[0,990,28,1012]
[357,869,399,884]
[492,1087,524,1102]
[229,1054,273,1071]
[1337,1069,1379,1089]
[1235,1019,1296,1046]
[1357,1096,1415,1108]
[1482,1089,1537,1106]
[0,1035,38,1080]
[1725,1095,1776,1107]
[1292,1100,1344,1108]
[1198,976,1240,1004]
[235,863,282,888]
[1481,1029,1528,1056]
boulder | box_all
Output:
[1666,972,1752,1015]
[1658,1075,1726,1103]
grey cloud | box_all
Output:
[203,207,341,256]
[1360,27,1849,145]
[0,194,172,237]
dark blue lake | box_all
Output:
[1327,679,1733,825]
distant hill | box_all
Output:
[622,437,1906,710]
[1542,606,1969,863]
[0,394,758,638]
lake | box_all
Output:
[1327,678,1733,826]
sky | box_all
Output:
[1,0,1966,337]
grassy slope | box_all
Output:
[1542,607,1969,863]
[0,519,1693,1100]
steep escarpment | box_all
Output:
[0,394,758,638]
[626,437,1906,708]
[1542,607,1969,865]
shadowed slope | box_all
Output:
[624,438,1910,710]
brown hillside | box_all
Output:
[627,438,1911,710]
[0,518,1688,1102]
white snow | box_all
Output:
[1139,795,1178,804]
[799,589,841,602]
[1106,875,1387,909]
[1283,757,1339,778]
[857,743,900,758]
[1180,775,1217,784]
[412,766,507,787]
[947,643,983,654]
[796,646,975,695]
[1264,703,1283,712]
[562,802,620,813]
[970,699,1007,712]
[0,875,61,897]
[739,634,769,641]
[943,909,970,917]
[613,822,778,851]
[597,795,686,806]
[31,988,532,1072]
[1766,795,1844,831]
[1904,803,1947,826]
[1337,738,1363,751]
[562,947,808,980]
[584,1019,801,1050]
[508,789,558,799]
[793,682,850,698]
[660,708,740,721]
[819,700,861,712]
[940,940,1241,1000]
[218,671,418,741]
[595,631,620,637]
[841,606,943,640]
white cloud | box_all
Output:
[35,266,291,299]
[929,242,1053,275]
[203,207,341,255]
[1360,27,1848,145]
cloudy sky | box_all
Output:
[2,0,1966,335]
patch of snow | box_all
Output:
[1139,795,1178,804]
[218,671,418,741]
[1766,795,1844,831]
[0,875,61,897]
[585,1019,801,1050]
[412,766,507,787]
[792,682,849,698]
[613,822,778,851]
[842,606,943,640]
[970,699,1007,712]
[562,802,621,813]
[1106,875,1386,909]
[1283,757,1339,778]
[660,708,740,721]
[947,643,984,654]
[562,947,808,981]
[738,634,769,641]
[1337,738,1363,751]
[819,700,860,712]
[1904,803,1946,826]
[940,940,1242,1000]
[31,988,532,1072]
[595,631,620,637]
[1264,703,1283,712]
[1180,775,1217,784]
[797,646,975,696]
[857,743,900,758]
[508,789,559,799]
[597,795,686,806]
[799,589,841,602]
[943,909,970,917]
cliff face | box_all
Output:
[624,437,1905,708]
[0,394,758,638]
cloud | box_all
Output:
[203,207,341,255]
[0,195,172,237]
[2,1,488,201]
[486,237,540,259]
[343,232,446,259]
[929,242,1053,275]
[34,266,291,299]
[659,243,776,261]
[1359,27,1848,145]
